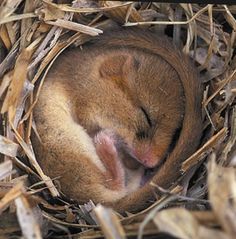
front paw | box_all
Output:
[94,130,125,190]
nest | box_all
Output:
[0,1,236,238]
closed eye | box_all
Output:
[136,130,149,140]
[140,106,152,127]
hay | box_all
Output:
[0,1,236,238]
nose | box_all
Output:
[133,149,160,168]
[141,155,160,168]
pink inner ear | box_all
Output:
[99,54,134,78]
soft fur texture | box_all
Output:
[32,29,202,212]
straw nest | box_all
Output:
[0,1,236,239]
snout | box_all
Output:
[132,149,162,168]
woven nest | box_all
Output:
[0,1,236,239]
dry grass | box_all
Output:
[0,1,236,239]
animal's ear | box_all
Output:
[99,54,140,79]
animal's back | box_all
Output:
[32,29,202,212]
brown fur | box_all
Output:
[32,29,202,212]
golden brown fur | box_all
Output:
[32,29,202,212]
